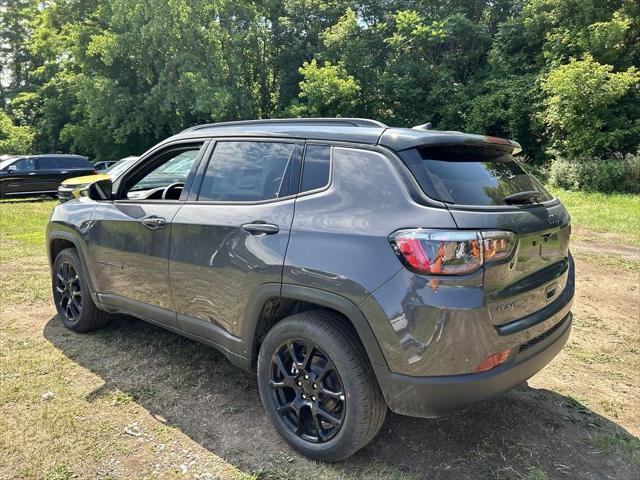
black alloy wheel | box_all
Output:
[269,339,346,443]
[52,248,111,332]
[257,311,387,461]
[55,261,82,322]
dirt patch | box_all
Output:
[572,235,640,262]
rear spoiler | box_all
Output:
[378,128,522,155]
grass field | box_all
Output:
[1,194,639,480]
[548,188,640,245]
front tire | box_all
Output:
[257,310,387,461]
[52,248,111,332]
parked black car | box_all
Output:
[0,154,94,199]
[46,118,573,461]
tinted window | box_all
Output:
[13,158,35,171]
[64,157,92,168]
[401,145,553,206]
[301,145,331,193]
[199,142,296,202]
[37,157,62,169]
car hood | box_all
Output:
[60,173,110,187]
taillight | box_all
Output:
[482,231,515,263]
[389,229,516,275]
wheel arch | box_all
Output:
[47,231,101,306]
[244,284,388,373]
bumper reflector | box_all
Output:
[474,349,512,373]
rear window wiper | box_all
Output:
[504,190,543,205]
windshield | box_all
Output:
[0,157,17,171]
[401,145,553,206]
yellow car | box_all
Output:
[57,156,137,202]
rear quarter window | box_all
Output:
[400,145,553,206]
[64,157,92,168]
[301,144,331,193]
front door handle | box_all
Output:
[241,222,279,235]
[140,216,167,229]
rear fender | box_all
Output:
[242,283,389,372]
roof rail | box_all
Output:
[181,118,387,133]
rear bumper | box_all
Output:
[375,312,572,417]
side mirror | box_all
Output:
[7,165,17,173]
[86,178,114,201]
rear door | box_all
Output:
[35,157,66,192]
[399,144,571,327]
[169,139,302,343]
[37,156,95,191]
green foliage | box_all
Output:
[549,150,640,193]
[542,56,640,159]
[0,0,38,99]
[465,75,544,161]
[0,0,639,187]
[0,111,34,155]
[291,60,360,117]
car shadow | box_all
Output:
[43,314,639,480]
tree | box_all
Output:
[1,0,638,176]
[0,110,34,154]
[290,60,361,117]
[542,55,640,158]
[0,0,38,102]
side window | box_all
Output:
[68,158,91,168]
[199,141,296,202]
[123,146,202,200]
[37,157,61,170]
[13,158,35,172]
[301,144,331,193]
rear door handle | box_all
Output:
[140,216,167,229]
[241,222,279,235]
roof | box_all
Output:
[11,154,89,160]
[169,118,521,153]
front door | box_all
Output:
[3,157,40,195]
[169,140,301,343]
[85,143,206,326]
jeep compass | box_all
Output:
[47,118,573,461]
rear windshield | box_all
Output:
[400,145,553,206]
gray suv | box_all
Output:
[46,118,573,461]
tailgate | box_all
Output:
[396,140,572,327]
[449,202,571,326]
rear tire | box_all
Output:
[52,248,111,332]
[257,310,387,461]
